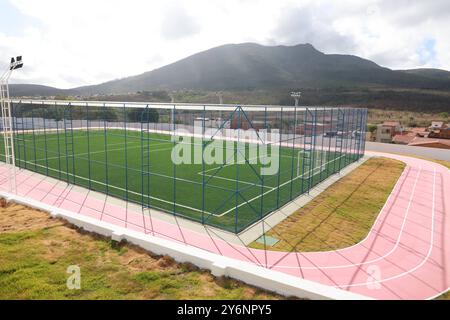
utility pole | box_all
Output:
[290,91,301,106]
[216,91,223,104]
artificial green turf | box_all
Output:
[0,129,361,232]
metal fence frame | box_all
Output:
[3,99,368,233]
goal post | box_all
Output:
[297,149,327,179]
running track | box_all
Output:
[0,151,449,299]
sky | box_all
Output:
[1,0,450,89]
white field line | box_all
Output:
[7,128,352,218]
[5,158,215,216]
[32,142,271,189]
[24,138,141,149]
[3,152,343,219]
[23,135,90,142]
[141,127,348,154]
[7,126,351,155]
[201,153,301,175]
[215,154,347,217]
[28,140,271,193]
[297,150,302,177]
[33,142,170,162]
[297,150,327,177]
[196,151,306,190]
[198,150,310,190]
[201,173,273,190]
[29,137,318,193]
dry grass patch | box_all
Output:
[0,201,283,300]
[377,153,450,170]
[0,203,63,233]
[250,157,405,252]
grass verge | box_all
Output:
[407,156,450,170]
[0,201,282,300]
[436,291,450,300]
[249,157,405,252]
[432,159,450,170]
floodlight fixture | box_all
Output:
[9,56,23,70]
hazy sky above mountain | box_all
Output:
[1,0,449,88]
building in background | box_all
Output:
[407,137,450,149]
[375,121,403,143]
[428,121,450,139]
[390,121,450,149]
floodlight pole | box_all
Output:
[216,91,223,104]
[291,91,302,107]
[0,56,23,193]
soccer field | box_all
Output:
[1,129,359,232]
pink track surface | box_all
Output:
[1,152,449,300]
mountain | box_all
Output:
[399,68,450,80]
[8,43,450,113]
[74,43,450,95]
[9,84,76,97]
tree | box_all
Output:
[126,108,159,123]
[44,108,64,121]
[440,112,449,119]
[55,94,69,100]
[101,109,119,121]
[367,124,377,134]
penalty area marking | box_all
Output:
[216,154,347,217]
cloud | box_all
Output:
[271,0,450,70]
[416,39,438,66]
[1,0,449,88]
[160,4,200,40]
[271,3,356,53]
[379,0,450,27]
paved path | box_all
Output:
[1,151,449,299]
